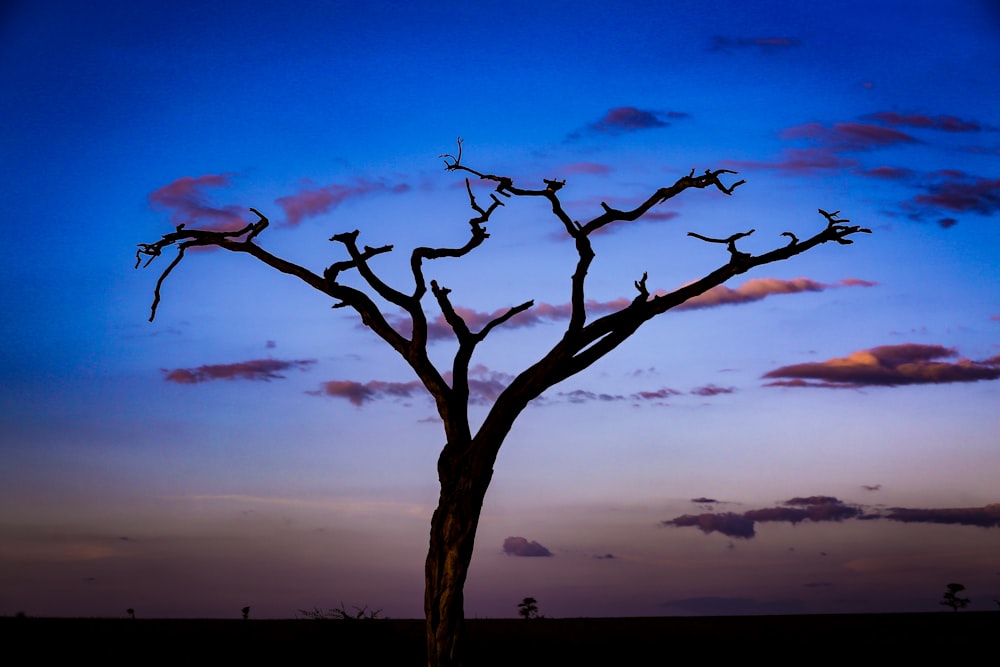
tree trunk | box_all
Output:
[424,442,495,667]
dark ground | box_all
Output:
[3,613,994,663]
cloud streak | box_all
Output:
[276,179,410,226]
[163,358,316,384]
[406,278,873,342]
[763,343,1000,389]
[709,36,801,53]
[149,174,247,231]
[863,112,982,132]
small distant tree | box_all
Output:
[517,597,539,620]
[940,583,970,612]
[138,140,869,667]
[126,608,135,620]
[241,605,250,620]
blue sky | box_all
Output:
[1,0,999,619]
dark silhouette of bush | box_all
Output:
[940,583,970,611]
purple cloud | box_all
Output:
[884,504,1000,528]
[781,122,919,150]
[763,343,1000,389]
[710,36,801,53]
[275,179,410,226]
[310,379,425,406]
[690,384,735,397]
[665,496,863,539]
[863,111,982,132]
[412,278,873,343]
[911,172,1000,217]
[568,107,688,140]
[149,174,247,231]
[503,536,552,557]
[675,277,875,311]
[560,161,613,176]
[163,358,315,383]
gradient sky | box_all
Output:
[2,0,999,619]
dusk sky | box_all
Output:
[2,1,998,619]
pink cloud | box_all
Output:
[675,277,874,311]
[560,162,613,175]
[856,166,915,180]
[781,122,918,149]
[275,179,410,226]
[863,112,982,132]
[407,278,872,343]
[726,147,859,174]
[310,379,424,406]
[163,358,315,383]
[311,365,512,406]
[148,174,247,231]
[763,343,1000,389]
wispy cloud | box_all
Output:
[502,536,553,557]
[727,120,917,175]
[676,277,875,311]
[560,161,613,176]
[406,278,873,342]
[149,174,247,231]
[863,111,982,132]
[276,179,410,226]
[763,343,1000,389]
[163,358,315,383]
[709,36,800,54]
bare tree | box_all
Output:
[137,140,869,667]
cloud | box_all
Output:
[275,179,410,226]
[502,536,553,557]
[148,173,247,231]
[664,512,756,538]
[856,166,916,180]
[309,379,425,406]
[763,343,1000,389]
[163,358,315,383]
[309,365,510,407]
[560,162,613,176]
[410,278,873,343]
[664,496,863,539]
[710,36,801,53]
[883,504,1000,528]
[910,172,1000,217]
[569,106,688,140]
[729,121,917,175]
[675,277,875,311]
[781,122,919,150]
[690,384,735,396]
[863,112,982,132]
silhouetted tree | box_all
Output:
[241,605,250,620]
[126,608,135,619]
[138,140,869,667]
[941,583,970,611]
[517,597,539,620]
